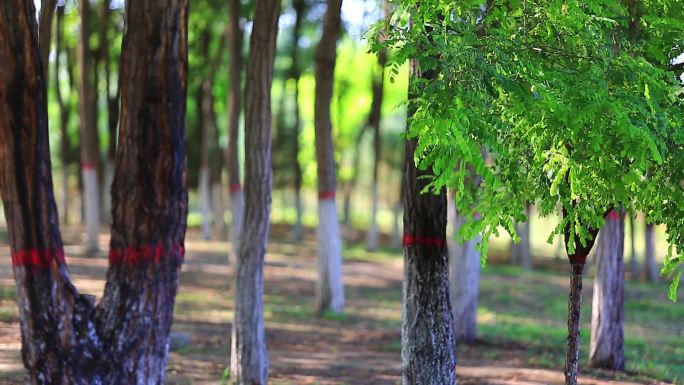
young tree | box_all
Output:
[374,2,684,385]
[511,203,532,269]
[198,30,213,240]
[230,0,280,383]
[226,0,245,258]
[290,0,306,242]
[645,222,659,283]
[78,0,101,255]
[54,3,72,225]
[0,0,189,382]
[589,210,625,370]
[366,48,387,252]
[314,0,345,313]
[401,58,457,385]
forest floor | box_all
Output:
[0,224,682,385]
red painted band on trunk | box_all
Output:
[568,254,587,265]
[403,234,447,248]
[11,249,66,268]
[607,210,620,220]
[318,191,336,200]
[82,162,96,170]
[109,244,185,265]
[229,184,242,193]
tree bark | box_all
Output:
[291,0,305,243]
[401,56,457,385]
[38,0,57,80]
[448,194,481,344]
[589,210,625,370]
[230,1,280,383]
[366,49,387,252]
[644,222,659,283]
[226,0,245,259]
[314,0,345,314]
[0,1,189,383]
[77,0,101,255]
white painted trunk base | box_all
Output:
[82,168,100,255]
[230,190,245,262]
[317,199,345,313]
[448,199,481,344]
[199,167,211,240]
[211,183,224,234]
[366,183,379,251]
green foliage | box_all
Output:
[372,0,684,296]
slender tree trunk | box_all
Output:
[390,163,406,249]
[448,193,481,344]
[226,0,245,259]
[78,0,101,255]
[290,0,305,243]
[644,222,659,283]
[55,4,71,225]
[39,0,57,79]
[100,0,119,225]
[230,1,280,383]
[512,203,532,268]
[589,210,625,370]
[314,0,345,314]
[562,207,600,385]
[401,55,457,385]
[628,215,638,278]
[0,1,189,383]
[366,49,387,252]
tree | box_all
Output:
[589,210,625,370]
[401,57,457,385]
[314,0,345,313]
[511,203,532,269]
[290,0,306,242]
[645,222,659,283]
[0,0,189,382]
[374,2,684,385]
[226,0,245,258]
[230,0,280,383]
[54,3,72,225]
[198,29,213,240]
[38,0,56,80]
[77,0,101,255]
[366,47,387,252]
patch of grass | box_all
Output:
[0,307,15,322]
[0,287,16,300]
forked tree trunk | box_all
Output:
[401,56,457,385]
[226,0,245,258]
[314,0,345,314]
[448,193,481,344]
[644,222,659,283]
[589,210,625,370]
[77,0,101,255]
[290,0,305,243]
[366,49,387,252]
[0,1,189,383]
[230,1,280,383]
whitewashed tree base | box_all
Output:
[316,198,345,313]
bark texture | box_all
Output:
[230,1,280,383]
[448,196,481,344]
[401,58,457,385]
[77,0,101,255]
[644,222,659,283]
[589,211,625,370]
[0,1,189,383]
[565,263,585,385]
[226,0,245,256]
[314,0,345,313]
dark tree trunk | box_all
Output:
[562,208,600,385]
[55,4,71,225]
[78,0,101,255]
[366,49,387,252]
[589,210,625,370]
[226,0,245,258]
[230,0,280,383]
[39,0,57,79]
[314,0,345,313]
[644,222,659,283]
[291,0,305,243]
[401,58,457,385]
[0,1,189,383]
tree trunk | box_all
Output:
[628,215,638,278]
[78,0,101,255]
[644,222,659,283]
[38,0,57,79]
[0,1,189,383]
[589,210,625,370]
[230,1,280,383]
[448,194,481,344]
[390,163,406,249]
[290,0,305,243]
[55,3,71,225]
[512,203,532,268]
[401,55,457,385]
[226,0,245,259]
[366,49,387,252]
[100,0,119,225]
[314,0,345,314]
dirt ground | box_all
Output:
[0,226,675,384]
